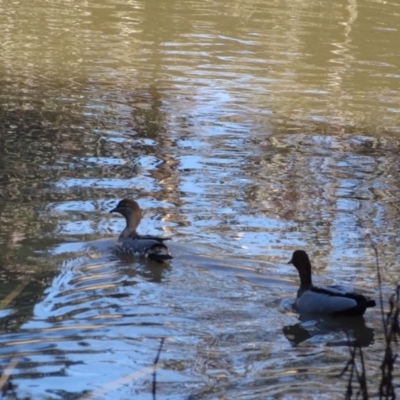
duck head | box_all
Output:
[110,199,142,235]
[289,250,313,288]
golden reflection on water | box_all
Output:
[1,0,399,133]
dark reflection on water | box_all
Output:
[283,314,375,347]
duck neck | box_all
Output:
[297,269,313,297]
[118,213,140,239]
[119,226,137,240]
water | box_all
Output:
[0,0,399,398]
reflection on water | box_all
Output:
[1,0,400,398]
[283,314,375,347]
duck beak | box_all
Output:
[288,258,293,264]
[109,207,118,214]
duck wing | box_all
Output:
[126,233,171,243]
[319,285,376,308]
[322,285,354,294]
[115,238,172,263]
[135,234,171,243]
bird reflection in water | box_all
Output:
[283,313,374,347]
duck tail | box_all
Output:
[147,244,173,263]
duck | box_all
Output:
[289,250,376,316]
[109,199,172,263]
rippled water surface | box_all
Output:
[0,0,400,398]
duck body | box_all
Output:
[110,199,172,263]
[295,285,376,316]
[289,250,376,316]
[114,237,172,262]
